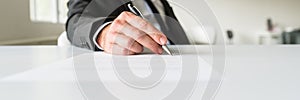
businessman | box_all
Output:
[66,0,190,55]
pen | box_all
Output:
[127,3,173,55]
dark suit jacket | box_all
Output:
[66,0,189,51]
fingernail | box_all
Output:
[160,37,166,45]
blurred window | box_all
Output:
[30,0,68,23]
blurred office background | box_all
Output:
[0,0,299,45]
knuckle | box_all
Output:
[120,11,131,18]
[132,29,144,38]
[126,39,135,47]
[120,11,128,15]
[147,40,159,50]
[129,42,139,51]
[136,33,148,42]
[113,19,124,26]
[139,20,148,29]
[147,42,155,48]
[111,31,118,36]
[113,20,126,32]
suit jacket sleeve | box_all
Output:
[66,0,131,51]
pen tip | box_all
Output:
[162,45,173,56]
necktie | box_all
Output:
[160,0,178,21]
[144,0,174,44]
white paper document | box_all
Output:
[1,50,213,100]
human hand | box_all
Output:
[97,11,168,55]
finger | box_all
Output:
[114,34,143,53]
[118,11,168,45]
[106,43,135,55]
[105,24,143,53]
[118,22,163,54]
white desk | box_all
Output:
[0,45,300,100]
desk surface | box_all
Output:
[0,45,300,100]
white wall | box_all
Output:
[0,0,64,45]
[172,0,300,44]
[207,0,300,44]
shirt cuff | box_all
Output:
[93,22,112,50]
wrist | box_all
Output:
[97,24,111,48]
